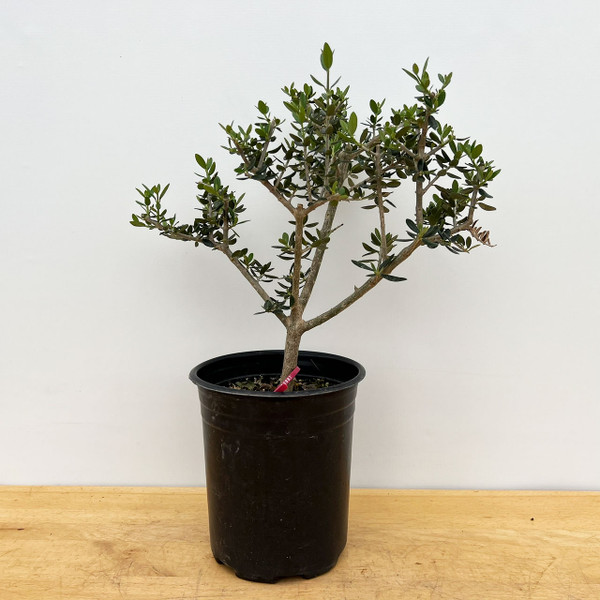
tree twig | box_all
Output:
[375,143,388,262]
[299,200,338,309]
[229,134,295,214]
[415,119,429,226]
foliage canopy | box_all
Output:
[132,43,500,384]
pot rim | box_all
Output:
[189,349,366,398]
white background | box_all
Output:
[1,0,599,489]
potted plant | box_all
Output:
[131,43,500,582]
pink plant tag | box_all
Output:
[274,366,300,392]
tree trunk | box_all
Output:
[281,326,303,384]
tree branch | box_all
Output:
[220,245,289,327]
[304,238,422,331]
[257,119,276,170]
[229,135,295,214]
[142,216,287,327]
[425,139,448,159]
[422,168,448,195]
[426,217,494,248]
[303,194,343,214]
[301,124,315,206]
[468,187,479,221]
[415,120,429,227]
[344,159,406,198]
[274,156,291,189]
[290,204,306,314]
[360,134,417,159]
[222,197,230,248]
[298,200,338,309]
[375,143,388,262]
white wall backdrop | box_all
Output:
[1,0,599,488]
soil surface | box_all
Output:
[226,376,330,392]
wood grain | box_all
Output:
[1,487,599,599]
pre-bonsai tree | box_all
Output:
[131,44,500,582]
[132,43,499,386]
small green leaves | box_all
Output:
[133,42,499,338]
[320,42,333,71]
[257,298,284,315]
[352,258,407,283]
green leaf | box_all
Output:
[348,112,358,135]
[310,74,325,87]
[351,259,372,271]
[478,202,496,211]
[283,100,296,113]
[406,219,418,233]
[159,183,170,199]
[472,143,483,159]
[402,68,419,82]
[130,215,145,227]
[428,115,439,130]
[369,99,378,114]
[257,100,269,115]
[381,274,407,282]
[195,154,206,169]
[320,42,334,71]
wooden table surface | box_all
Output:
[1,487,600,599]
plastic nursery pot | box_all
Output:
[189,350,366,583]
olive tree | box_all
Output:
[132,43,500,384]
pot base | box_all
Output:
[215,555,339,583]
